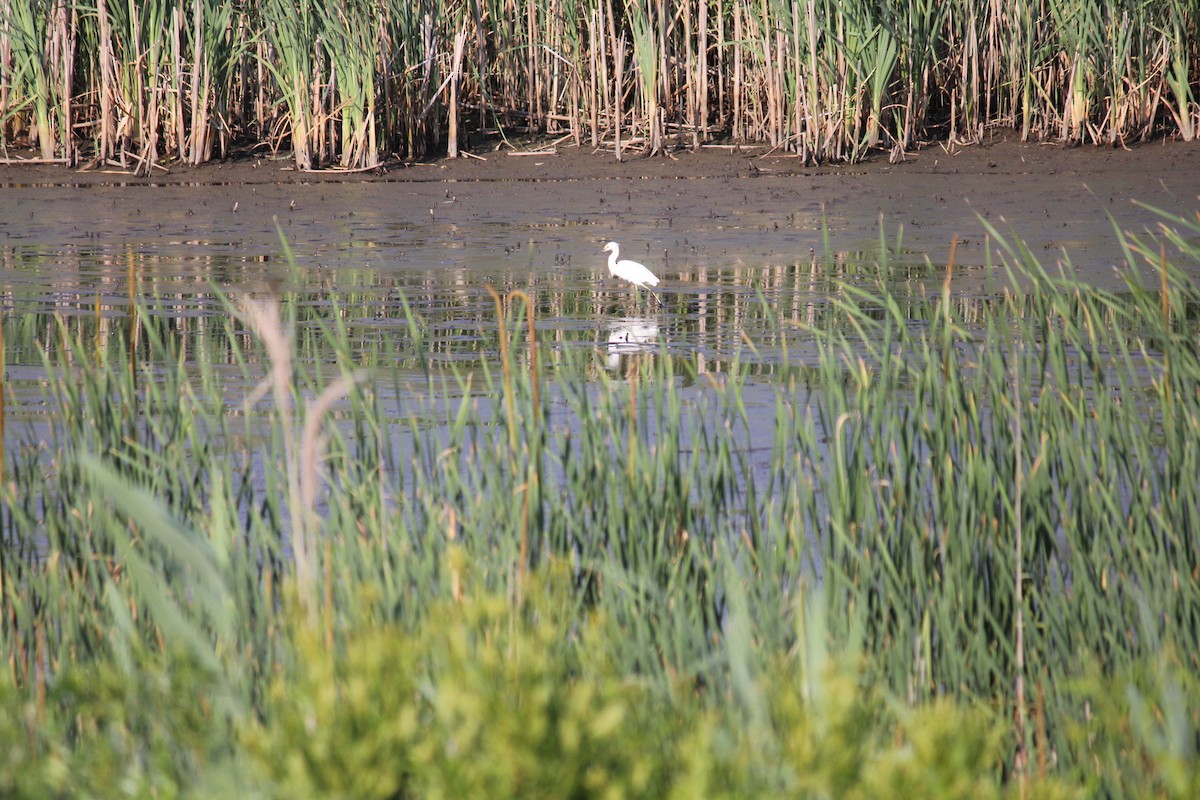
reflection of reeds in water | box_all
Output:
[1,0,1196,168]
[0,233,1129,387]
[1,235,967,376]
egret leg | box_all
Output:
[635,287,661,309]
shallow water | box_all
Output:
[0,180,926,376]
[2,159,1198,465]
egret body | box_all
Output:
[602,241,661,305]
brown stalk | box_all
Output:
[1160,244,1172,411]
[589,10,599,146]
[941,236,958,380]
[945,235,958,288]
[448,28,467,158]
[1159,243,1170,326]
[733,2,742,140]
[526,0,537,131]
[698,0,708,142]
[615,35,626,160]
[469,0,487,135]
[127,247,139,388]
[172,7,185,157]
[240,294,306,620]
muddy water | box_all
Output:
[2,138,1198,445]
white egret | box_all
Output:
[601,241,661,305]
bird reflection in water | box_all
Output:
[605,317,659,373]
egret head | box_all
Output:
[602,241,619,254]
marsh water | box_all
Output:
[3,140,1199,457]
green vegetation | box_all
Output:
[3,212,1200,797]
[1,0,1197,169]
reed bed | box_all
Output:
[2,214,1200,795]
[1,0,1197,170]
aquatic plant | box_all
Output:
[1,0,1198,166]
[2,215,1200,795]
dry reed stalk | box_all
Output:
[526,0,537,131]
[469,0,487,135]
[0,8,8,127]
[733,1,743,140]
[614,35,625,160]
[53,0,74,163]
[3,0,1199,166]
[655,0,668,151]
[448,28,467,158]
[231,308,364,626]
[239,293,310,618]
[589,9,599,147]
[804,0,819,159]
[187,0,203,163]
[1160,244,1172,412]
[546,0,558,134]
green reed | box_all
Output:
[1,0,70,161]
[3,216,1200,795]
[185,0,244,164]
[4,0,1198,166]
